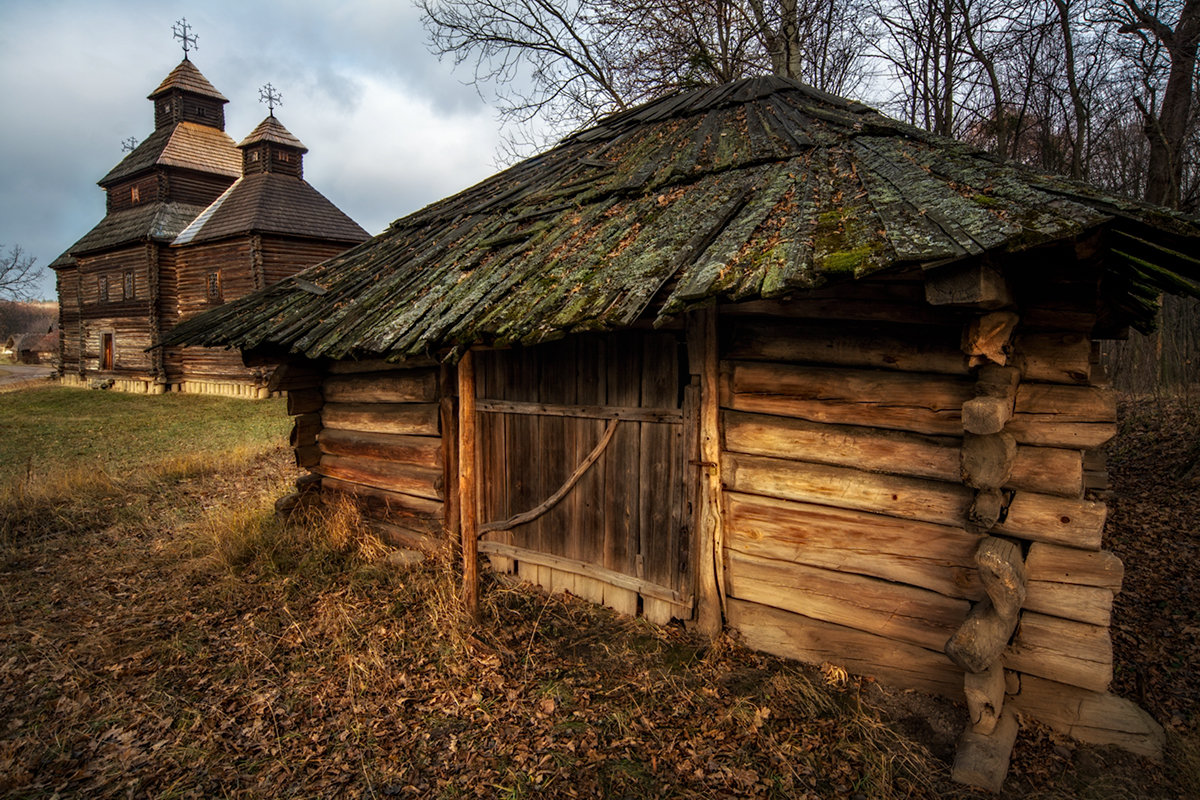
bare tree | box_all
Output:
[0,245,41,302]
[419,0,876,152]
[1105,0,1200,208]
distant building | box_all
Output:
[51,57,368,396]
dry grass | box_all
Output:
[2,391,1196,798]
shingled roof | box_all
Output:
[101,122,240,186]
[60,202,212,258]
[239,115,308,152]
[148,58,228,102]
[163,75,1200,361]
[172,172,369,245]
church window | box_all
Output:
[131,185,140,204]
[206,271,222,302]
[123,270,135,300]
[98,275,109,303]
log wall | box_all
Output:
[717,271,1149,755]
[286,360,447,549]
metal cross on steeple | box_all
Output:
[172,18,198,59]
[259,83,283,116]
[121,136,139,153]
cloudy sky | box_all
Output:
[0,0,514,299]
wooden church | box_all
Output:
[165,77,1200,789]
[51,45,368,396]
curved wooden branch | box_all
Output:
[477,418,620,537]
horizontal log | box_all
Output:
[724,492,983,600]
[475,399,682,423]
[1008,675,1163,759]
[725,550,970,652]
[1004,418,1117,449]
[327,356,438,374]
[371,520,447,554]
[1005,611,1112,693]
[268,362,323,393]
[1008,447,1084,497]
[318,454,443,501]
[286,387,324,415]
[1023,580,1113,627]
[290,412,321,448]
[320,476,443,517]
[726,318,969,375]
[318,427,442,469]
[1013,331,1092,385]
[478,540,690,606]
[1024,543,1123,592]
[719,297,964,326]
[724,361,972,436]
[994,492,1106,550]
[722,452,973,528]
[294,444,321,468]
[924,262,1012,309]
[723,411,960,482]
[322,402,440,436]
[725,410,1082,496]
[726,598,964,699]
[322,369,438,404]
[1013,383,1117,423]
[961,365,1019,435]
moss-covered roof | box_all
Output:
[163,75,1200,360]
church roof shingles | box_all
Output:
[101,122,240,186]
[173,172,368,245]
[148,59,228,102]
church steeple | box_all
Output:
[238,85,307,178]
[148,59,229,131]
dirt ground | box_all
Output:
[0,399,1197,798]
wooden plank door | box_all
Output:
[474,332,691,620]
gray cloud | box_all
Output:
[0,0,509,299]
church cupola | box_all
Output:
[237,84,307,178]
[147,19,228,130]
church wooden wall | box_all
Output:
[260,237,353,286]
[56,267,82,374]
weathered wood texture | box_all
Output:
[306,364,446,534]
[714,300,1130,748]
[473,332,689,621]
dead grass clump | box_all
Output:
[205,493,388,576]
[0,466,125,546]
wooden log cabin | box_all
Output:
[164,77,1200,789]
[50,56,368,396]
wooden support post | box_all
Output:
[946,536,1026,672]
[964,661,1007,735]
[458,349,479,621]
[962,365,1021,435]
[952,708,1020,793]
[962,311,1020,366]
[693,307,724,638]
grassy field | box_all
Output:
[0,385,1196,798]
[0,386,289,483]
